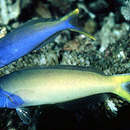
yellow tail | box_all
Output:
[111,74,130,102]
[60,8,96,40]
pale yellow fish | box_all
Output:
[0,65,129,124]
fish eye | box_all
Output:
[121,82,130,93]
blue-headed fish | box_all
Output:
[0,65,129,124]
[0,9,95,68]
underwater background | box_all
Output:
[0,0,130,129]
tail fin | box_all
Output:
[60,8,96,40]
[111,73,130,103]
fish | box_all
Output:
[0,65,129,124]
[0,8,95,68]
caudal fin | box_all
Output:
[112,74,130,102]
[60,8,96,40]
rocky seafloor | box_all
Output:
[0,0,130,130]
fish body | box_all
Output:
[0,9,95,68]
[0,19,68,67]
[0,65,129,108]
[0,65,129,124]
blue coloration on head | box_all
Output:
[0,88,24,109]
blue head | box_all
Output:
[0,88,24,109]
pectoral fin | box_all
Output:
[16,107,32,125]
